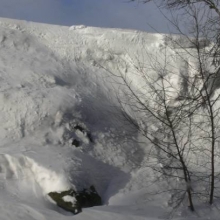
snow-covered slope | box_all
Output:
[0,17,215,220]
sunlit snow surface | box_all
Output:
[0,18,216,219]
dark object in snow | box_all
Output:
[74,124,94,143]
[48,189,81,214]
[75,185,102,208]
[72,139,80,147]
[86,132,93,143]
[48,185,102,215]
[74,125,84,132]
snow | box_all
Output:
[0,17,218,219]
[63,195,76,203]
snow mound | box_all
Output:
[69,25,87,30]
[0,25,80,143]
[0,154,70,194]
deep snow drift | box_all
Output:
[0,17,217,220]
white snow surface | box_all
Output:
[63,195,77,204]
[0,17,217,219]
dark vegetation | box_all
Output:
[48,186,102,215]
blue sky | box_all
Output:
[0,0,171,33]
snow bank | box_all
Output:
[0,154,70,194]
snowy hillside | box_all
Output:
[0,17,216,220]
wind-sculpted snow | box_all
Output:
[0,154,70,193]
[0,18,216,219]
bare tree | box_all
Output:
[166,5,220,206]
[76,0,217,211]
[131,0,220,13]
[128,0,220,206]
[98,43,198,211]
